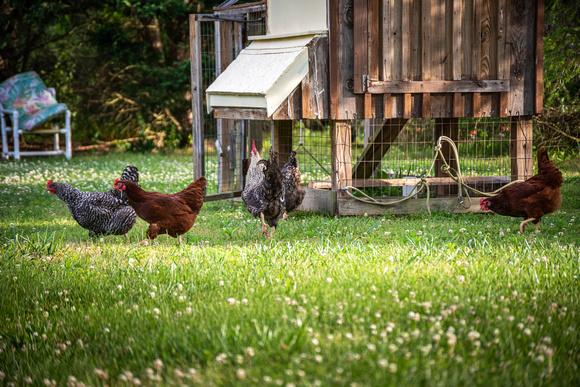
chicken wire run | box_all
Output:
[264,117,525,198]
[194,4,267,195]
[331,117,522,200]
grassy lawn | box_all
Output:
[0,152,578,386]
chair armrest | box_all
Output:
[0,105,17,116]
[48,88,56,98]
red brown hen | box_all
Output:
[480,147,563,233]
[114,177,207,242]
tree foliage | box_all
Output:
[0,1,578,151]
[1,0,221,148]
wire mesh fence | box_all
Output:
[334,117,528,199]
[197,6,267,194]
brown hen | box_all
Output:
[114,177,207,243]
[480,147,563,233]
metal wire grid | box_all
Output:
[337,117,518,198]
[243,120,332,186]
[198,10,266,194]
[246,10,266,37]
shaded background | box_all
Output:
[0,0,578,153]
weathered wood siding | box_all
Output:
[329,0,543,120]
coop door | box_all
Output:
[191,9,267,197]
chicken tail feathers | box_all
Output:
[120,165,139,184]
[178,177,207,212]
[537,147,563,188]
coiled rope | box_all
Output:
[342,136,524,215]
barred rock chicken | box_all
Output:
[480,147,563,233]
[242,147,283,238]
[46,166,139,237]
[114,177,207,243]
[281,150,305,219]
[243,140,264,190]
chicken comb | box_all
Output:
[46,179,53,186]
[251,140,257,153]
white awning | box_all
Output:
[206,35,315,116]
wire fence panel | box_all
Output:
[197,8,266,195]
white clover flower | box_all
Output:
[467,331,480,342]
[94,368,108,380]
[408,311,420,321]
[245,347,255,357]
[234,368,246,380]
[378,359,388,368]
[153,359,163,371]
[446,332,457,347]
[215,353,228,364]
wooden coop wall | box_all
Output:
[190,0,542,215]
[330,0,544,120]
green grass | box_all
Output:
[0,152,578,386]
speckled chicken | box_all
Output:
[46,166,139,237]
[242,147,283,238]
[281,150,305,219]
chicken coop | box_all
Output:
[190,0,544,215]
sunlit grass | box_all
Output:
[0,152,578,386]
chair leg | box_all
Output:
[0,114,8,159]
[53,124,60,151]
[64,110,72,160]
[12,112,20,160]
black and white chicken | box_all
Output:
[242,146,283,238]
[280,150,305,219]
[47,165,139,237]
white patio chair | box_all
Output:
[0,71,72,160]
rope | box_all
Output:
[341,136,525,214]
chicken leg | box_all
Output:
[260,213,270,238]
[519,218,537,233]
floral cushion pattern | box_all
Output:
[0,71,68,131]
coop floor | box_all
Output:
[0,152,578,386]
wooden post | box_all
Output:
[510,116,533,180]
[331,120,353,191]
[535,0,544,114]
[189,15,204,179]
[215,20,236,192]
[435,118,459,196]
[272,120,293,164]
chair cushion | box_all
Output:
[20,103,68,131]
[0,71,67,131]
